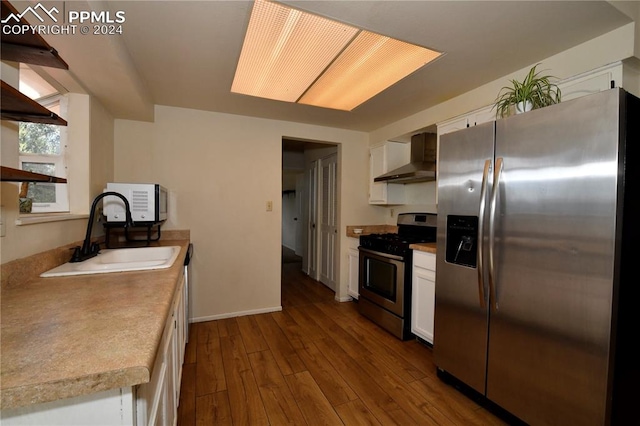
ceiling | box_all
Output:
[35,1,632,135]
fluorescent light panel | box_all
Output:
[232,0,442,111]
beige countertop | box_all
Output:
[410,242,437,254]
[0,240,190,410]
[345,225,398,238]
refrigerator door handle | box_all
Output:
[488,156,503,311]
[476,159,492,309]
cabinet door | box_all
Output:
[412,252,436,344]
[137,274,186,426]
[471,105,496,127]
[369,145,387,204]
[164,320,177,426]
[175,274,186,389]
[369,142,409,205]
[412,268,436,343]
[149,363,167,426]
[437,116,469,136]
[348,247,359,299]
[0,388,135,426]
[560,67,616,102]
[137,312,173,426]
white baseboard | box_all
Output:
[191,305,282,323]
[335,295,353,302]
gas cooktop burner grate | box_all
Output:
[359,213,437,257]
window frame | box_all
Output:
[18,94,70,213]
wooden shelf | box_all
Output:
[1,80,67,125]
[0,0,68,70]
[0,1,69,185]
[1,1,69,125]
[1,166,67,183]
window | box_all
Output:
[18,65,69,213]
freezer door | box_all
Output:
[487,89,621,425]
[435,121,495,394]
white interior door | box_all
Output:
[319,153,337,291]
[306,160,318,279]
[295,174,304,257]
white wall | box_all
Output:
[114,106,370,321]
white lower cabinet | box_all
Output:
[2,273,188,426]
[0,388,136,426]
[411,250,436,344]
[347,237,359,299]
[137,272,186,426]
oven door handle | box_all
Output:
[358,247,405,262]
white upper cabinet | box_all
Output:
[437,62,623,138]
[437,105,495,137]
[558,62,622,102]
[437,115,470,137]
[471,105,497,127]
[369,141,410,205]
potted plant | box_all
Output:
[493,63,561,118]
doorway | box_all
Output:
[281,138,339,293]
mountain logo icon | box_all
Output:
[1,3,59,24]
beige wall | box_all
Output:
[90,98,115,206]
[371,23,637,145]
[366,23,640,224]
[611,2,640,58]
[113,106,372,321]
[1,63,20,262]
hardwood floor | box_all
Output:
[177,254,507,425]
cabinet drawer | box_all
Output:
[413,251,436,270]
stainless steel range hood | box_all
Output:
[374,132,437,183]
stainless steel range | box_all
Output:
[358,213,437,340]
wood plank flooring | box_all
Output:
[177,254,507,425]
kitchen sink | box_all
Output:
[40,246,181,277]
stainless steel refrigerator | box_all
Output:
[434,88,638,425]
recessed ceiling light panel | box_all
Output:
[232,0,442,110]
[299,31,441,110]
[231,0,357,102]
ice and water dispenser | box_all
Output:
[446,215,478,268]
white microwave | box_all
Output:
[103,183,168,223]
